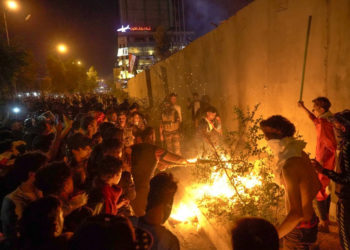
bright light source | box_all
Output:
[17,94,22,98]
[12,107,20,113]
[57,44,67,54]
[33,92,38,97]
[6,1,19,10]
[26,92,30,96]
[77,61,82,65]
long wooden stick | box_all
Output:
[299,16,313,101]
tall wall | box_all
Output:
[127,0,350,154]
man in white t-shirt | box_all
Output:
[169,93,182,123]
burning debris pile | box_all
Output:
[170,105,285,227]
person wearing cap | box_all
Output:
[298,97,337,232]
[312,110,350,249]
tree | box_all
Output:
[153,25,171,61]
[46,55,66,93]
[0,39,28,99]
[46,56,95,94]
[187,105,285,224]
[16,52,39,92]
[83,66,98,93]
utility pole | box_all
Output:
[3,9,10,45]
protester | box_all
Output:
[66,133,92,190]
[87,156,128,216]
[260,115,321,248]
[131,128,188,216]
[312,110,350,250]
[80,116,98,139]
[298,97,337,232]
[130,173,180,250]
[231,217,279,250]
[196,106,223,158]
[70,215,139,250]
[18,196,69,250]
[34,161,87,217]
[187,92,201,128]
[160,100,181,155]
[169,93,182,123]
[1,152,47,239]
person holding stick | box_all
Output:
[298,97,337,232]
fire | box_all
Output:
[171,158,263,223]
[187,158,198,163]
[170,202,199,222]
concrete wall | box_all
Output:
[127,0,350,155]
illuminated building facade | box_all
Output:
[115,0,191,85]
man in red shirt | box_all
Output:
[298,97,337,232]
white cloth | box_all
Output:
[267,137,306,186]
[174,105,182,122]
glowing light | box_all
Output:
[117,25,152,32]
[187,158,198,163]
[117,25,130,32]
[33,92,38,97]
[171,156,264,224]
[57,44,67,54]
[17,94,22,98]
[26,93,30,96]
[130,26,151,31]
[6,1,19,10]
[12,107,20,113]
[77,61,82,65]
[170,202,199,222]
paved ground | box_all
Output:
[168,222,341,250]
[317,223,342,250]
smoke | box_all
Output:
[185,0,253,38]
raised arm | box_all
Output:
[298,101,316,121]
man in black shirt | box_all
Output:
[131,127,188,216]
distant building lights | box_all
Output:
[117,25,130,32]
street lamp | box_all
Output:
[57,44,68,54]
[3,0,19,46]
[6,0,18,10]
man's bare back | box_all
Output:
[278,154,321,238]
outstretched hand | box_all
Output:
[63,115,73,129]
[311,159,323,173]
[297,101,305,108]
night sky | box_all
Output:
[6,0,252,78]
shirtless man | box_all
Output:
[260,115,321,249]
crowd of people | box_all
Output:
[0,92,349,250]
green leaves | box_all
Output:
[191,105,284,224]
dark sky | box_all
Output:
[6,0,252,78]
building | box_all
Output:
[115,0,192,87]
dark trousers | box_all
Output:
[337,199,350,250]
[283,216,318,250]
[317,195,331,221]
